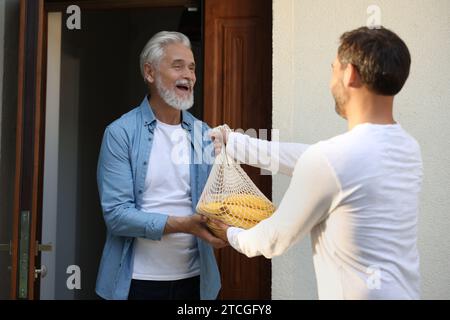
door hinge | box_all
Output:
[0,240,12,255]
[35,241,53,256]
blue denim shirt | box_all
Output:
[95,97,220,300]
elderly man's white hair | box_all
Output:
[140,31,191,81]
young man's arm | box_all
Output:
[226,132,310,176]
[220,146,340,258]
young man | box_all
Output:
[211,26,422,299]
[96,31,226,300]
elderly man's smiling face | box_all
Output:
[152,42,196,110]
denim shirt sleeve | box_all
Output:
[203,124,214,176]
[97,125,168,240]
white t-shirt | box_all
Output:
[226,123,423,299]
[132,120,200,281]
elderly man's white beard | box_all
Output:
[155,75,194,111]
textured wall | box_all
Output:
[272,0,450,299]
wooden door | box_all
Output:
[204,0,272,299]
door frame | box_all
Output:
[11,0,45,299]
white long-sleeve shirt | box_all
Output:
[225,123,423,299]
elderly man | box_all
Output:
[95,31,225,300]
[211,26,422,300]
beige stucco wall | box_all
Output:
[272,0,450,299]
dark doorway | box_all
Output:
[41,5,202,300]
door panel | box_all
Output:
[204,0,272,299]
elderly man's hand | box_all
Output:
[165,214,228,249]
[209,125,231,156]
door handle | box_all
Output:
[35,265,48,279]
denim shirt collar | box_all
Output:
[140,96,193,133]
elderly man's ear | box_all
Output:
[144,63,155,84]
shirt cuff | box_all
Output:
[225,132,239,160]
[144,213,169,241]
[227,226,245,253]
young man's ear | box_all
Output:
[144,63,155,84]
[343,64,363,89]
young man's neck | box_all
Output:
[346,93,395,130]
[148,94,181,125]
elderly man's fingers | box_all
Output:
[209,218,229,229]
[209,237,228,249]
[197,226,227,245]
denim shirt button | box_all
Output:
[138,190,142,194]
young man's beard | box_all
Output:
[332,82,348,119]
[334,100,345,118]
[155,74,194,111]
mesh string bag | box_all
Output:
[197,126,276,238]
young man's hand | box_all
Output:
[165,214,228,249]
[206,218,230,243]
[209,125,230,156]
